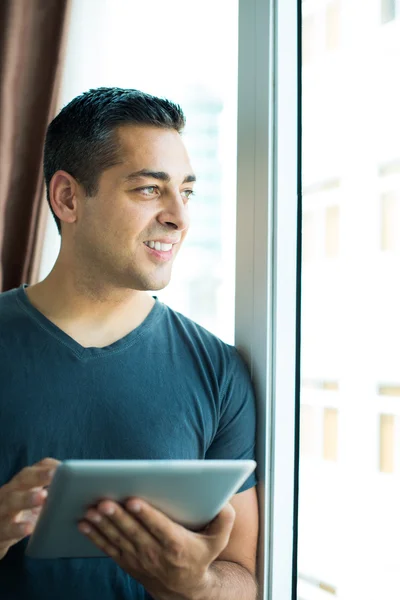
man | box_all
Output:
[0,87,258,599]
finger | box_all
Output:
[94,503,155,552]
[203,503,236,553]
[35,458,61,467]
[85,509,135,555]
[78,521,122,560]
[0,519,34,545]
[0,488,47,518]
[17,505,43,528]
[124,498,185,547]
[10,465,58,491]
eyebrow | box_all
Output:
[123,169,196,184]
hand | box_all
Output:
[79,498,236,600]
[0,457,60,560]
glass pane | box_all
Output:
[299,1,400,599]
[379,414,395,473]
[323,407,338,461]
[325,205,340,258]
[326,0,341,52]
[381,191,400,252]
[39,0,238,344]
[302,14,317,65]
[381,0,396,24]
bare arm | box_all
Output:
[193,559,258,600]
[192,486,259,599]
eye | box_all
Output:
[182,189,195,199]
[138,186,159,196]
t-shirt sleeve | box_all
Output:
[205,347,258,493]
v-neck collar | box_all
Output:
[15,284,163,360]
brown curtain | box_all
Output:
[0,0,70,293]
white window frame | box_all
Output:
[236,1,299,599]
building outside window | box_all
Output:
[381,0,400,23]
[299,1,400,598]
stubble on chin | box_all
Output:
[125,261,174,292]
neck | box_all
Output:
[25,255,155,347]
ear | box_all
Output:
[49,170,81,228]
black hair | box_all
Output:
[43,87,186,233]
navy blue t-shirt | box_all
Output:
[0,284,257,600]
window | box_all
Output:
[323,408,338,461]
[302,201,340,261]
[299,0,400,598]
[298,573,337,598]
[302,0,341,65]
[300,405,319,457]
[302,181,341,262]
[377,387,400,475]
[302,14,317,65]
[379,164,400,253]
[379,414,395,473]
[326,0,341,52]
[378,384,400,396]
[300,381,339,462]
[381,191,400,252]
[302,210,319,261]
[302,380,339,391]
[381,0,398,24]
[325,205,340,258]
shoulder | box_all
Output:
[160,301,235,354]
[0,286,23,322]
[0,286,33,346]
[158,301,249,379]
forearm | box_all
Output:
[193,560,258,600]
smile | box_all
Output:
[144,241,173,251]
[143,241,175,263]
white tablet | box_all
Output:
[25,459,256,559]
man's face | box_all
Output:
[73,125,194,291]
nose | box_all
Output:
[157,190,190,232]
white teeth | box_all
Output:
[144,241,173,251]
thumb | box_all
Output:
[36,458,61,467]
[205,503,236,553]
